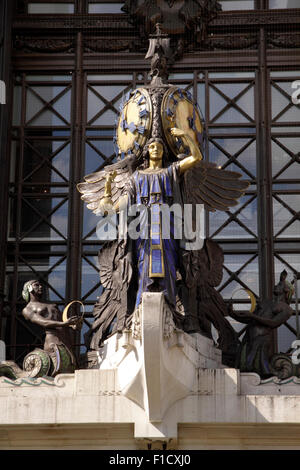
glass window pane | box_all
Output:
[26,86,71,126]
[92,109,118,126]
[271,85,290,120]
[215,83,248,100]
[48,258,67,301]
[215,107,251,124]
[87,89,105,122]
[87,74,132,81]
[13,86,22,126]
[88,3,124,13]
[210,86,227,119]
[197,83,205,113]
[83,206,99,240]
[210,72,255,78]
[23,141,70,184]
[85,140,114,174]
[273,195,300,238]
[209,127,256,134]
[220,0,254,10]
[209,138,256,177]
[210,83,255,123]
[26,75,72,81]
[53,89,71,123]
[26,86,71,125]
[90,84,129,102]
[272,126,300,133]
[169,73,194,80]
[19,198,68,240]
[269,0,300,8]
[28,3,75,14]
[215,83,255,120]
[29,110,66,126]
[277,107,300,123]
[272,137,300,179]
[86,129,115,136]
[219,255,259,298]
[29,85,66,103]
[209,195,257,239]
[271,71,300,78]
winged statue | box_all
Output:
[78,83,249,353]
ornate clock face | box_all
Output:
[161,86,203,156]
[116,88,152,160]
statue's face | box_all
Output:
[273,283,285,301]
[30,281,43,296]
[148,141,163,162]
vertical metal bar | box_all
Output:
[67,31,84,356]
[76,0,85,14]
[0,0,13,338]
[10,73,27,360]
[263,0,269,9]
[256,0,268,9]
[257,27,276,351]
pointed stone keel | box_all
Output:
[97,292,224,423]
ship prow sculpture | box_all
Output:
[94,292,223,422]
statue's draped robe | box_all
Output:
[127,162,182,308]
[87,162,183,350]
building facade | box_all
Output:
[0,0,299,366]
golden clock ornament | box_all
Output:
[116,88,152,160]
[161,86,203,156]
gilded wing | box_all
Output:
[77,157,135,214]
[183,161,250,211]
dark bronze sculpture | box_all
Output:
[182,240,239,366]
[229,271,295,378]
[79,132,248,352]
[122,0,221,48]
[0,280,82,379]
[78,27,249,356]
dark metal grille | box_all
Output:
[0,2,299,362]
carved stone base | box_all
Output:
[92,292,223,422]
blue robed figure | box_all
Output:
[129,152,180,308]
[120,133,201,310]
